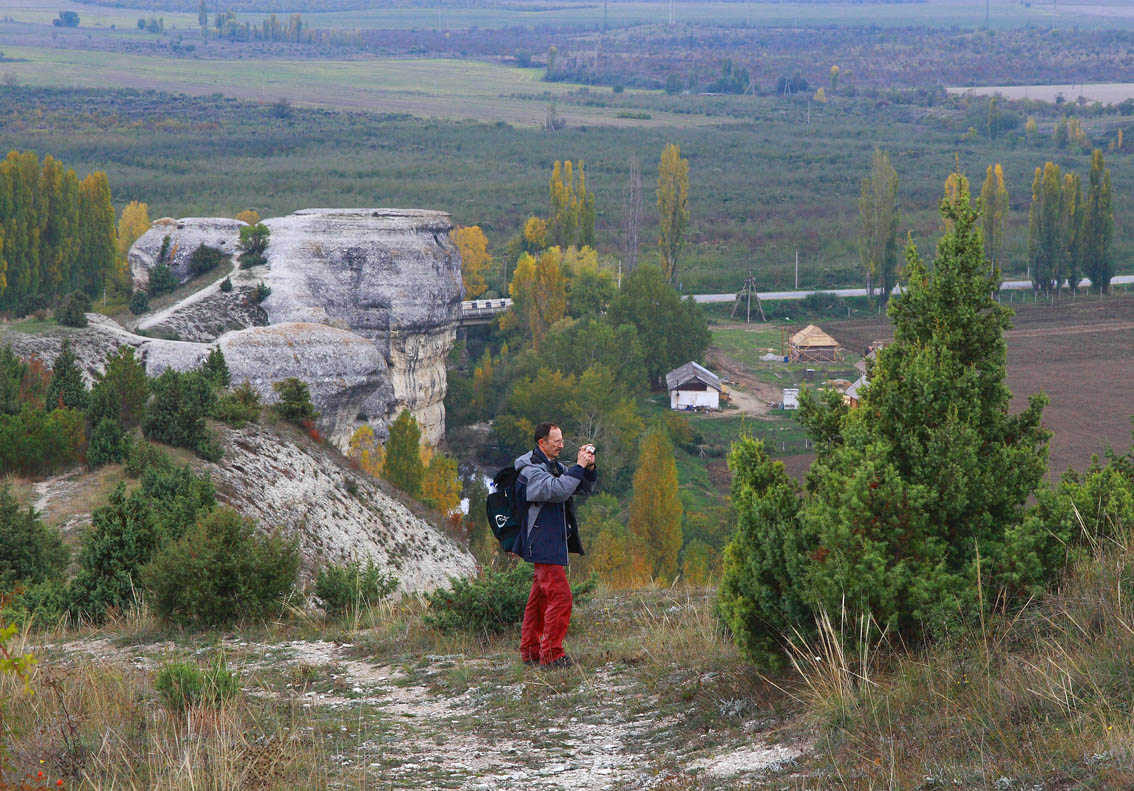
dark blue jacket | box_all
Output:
[510,448,596,566]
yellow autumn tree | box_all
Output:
[548,160,595,248]
[117,200,151,258]
[559,245,599,276]
[523,216,548,251]
[628,429,683,582]
[421,451,461,517]
[235,209,261,225]
[450,225,491,298]
[980,163,1010,275]
[348,424,385,477]
[656,143,689,285]
[507,247,566,345]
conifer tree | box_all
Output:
[1081,149,1115,293]
[628,429,682,582]
[384,410,424,497]
[46,338,88,411]
[88,346,149,430]
[656,143,689,285]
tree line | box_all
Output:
[0,151,118,313]
[858,147,1115,304]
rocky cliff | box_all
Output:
[260,209,462,445]
[128,208,462,448]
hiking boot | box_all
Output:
[521,657,539,666]
[541,655,575,670]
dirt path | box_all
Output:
[704,348,778,418]
[49,632,803,790]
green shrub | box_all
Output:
[46,338,88,412]
[213,381,261,427]
[0,484,68,589]
[7,577,69,627]
[154,656,240,712]
[55,290,90,328]
[142,507,299,628]
[148,263,178,296]
[425,564,596,634]
[0,406,86,476]
[251,281,271,303]
[129,290,149,315]
[238,223,270,269]
[124,440,173,478]
[271,377,317,423]
[219,276,232,293]
[187,243,226,276]
[314,559,397,617]
[87,417,127,467]
[69,465,215,620]
[200,347,230,388]
[142,369,220,459]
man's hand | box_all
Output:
[576,446,595,468]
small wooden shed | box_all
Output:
[788,324,844,363]
[666,361,721,411]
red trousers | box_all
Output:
[520,564,573,664]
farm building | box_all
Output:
[844,373,868,407]
[788,324,844,363]
[782,388,800,410]
[666,361,721,411]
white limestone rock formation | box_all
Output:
[260,209,463,445]
[0,319,393,447]
[203,422,476,594]
[129,217,245,290]
[218,323,395,448]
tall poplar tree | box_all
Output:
[628,429,682,582]
[449,225,491,299]
[1061,170,1082,294]
[77,172,116,298]
[384,409,424,497]
[979,163,1009,277]
[656,143,689,286]
[1081,149,1115,293]
[1027,162,1065,295]
[857,148,900,306]
[547,160,595,249]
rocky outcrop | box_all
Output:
[125,208,462,449]
[129,217,246,291]
[202,422,476,594]
[218,323,395,448]
[260,209,463,445]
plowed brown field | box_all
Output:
[781,293,1134,481]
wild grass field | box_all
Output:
[0,46,719,128]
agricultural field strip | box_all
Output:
[0,46,725,127]
[8,0,1133,31]
[950,83,1134,104]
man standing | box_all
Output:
[511,422,596,669]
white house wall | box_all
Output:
[670,389,720,410]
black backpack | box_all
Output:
[485,465,523,553]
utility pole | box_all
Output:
[731,270,766,323]
[795,249,799,289]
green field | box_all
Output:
[0,46,722,128]
[10,0,1134,32]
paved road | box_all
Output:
[691,275,1134,304]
